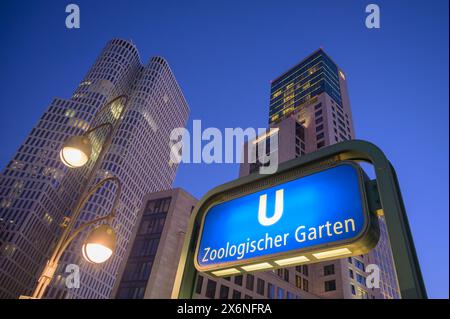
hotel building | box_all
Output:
[238,48,400,299]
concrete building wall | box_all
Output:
[143,189,196,298]
[114,188,197,299]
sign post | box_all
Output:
[171,140,427,299]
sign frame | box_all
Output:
[171,140,427,299]
[193,161,380,275]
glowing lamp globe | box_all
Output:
[82,224,116,264]
[59,135,92,168]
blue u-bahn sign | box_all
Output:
[194,162,379,275]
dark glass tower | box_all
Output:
[269,48,344,124]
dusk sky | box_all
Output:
[0,0,448,298]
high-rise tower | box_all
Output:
[0,39,189,299]
[240,48,400,299]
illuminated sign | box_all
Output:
[194,162,379,276]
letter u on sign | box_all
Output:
[258,189,284,226]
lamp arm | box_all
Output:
[88,95,128,125]
[84,122,113,136]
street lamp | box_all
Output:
[20,95,128,299]
[26,176,121,299]
[59,95,127,169]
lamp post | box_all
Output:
[30,176,121,299]
[20,96,128,299]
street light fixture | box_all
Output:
[82,224,117,264]
[59,135,92,168]
[20,95,128,299]
[59,122,114,168]
[25,176,122,299]
[59,95,127,169]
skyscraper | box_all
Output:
[273,49,353,146]
[239,48,400,299]
[0,39,189,299]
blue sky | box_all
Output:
[0,0,448,298]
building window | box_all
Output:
[303,265,309,276]
[354,259,365,271]
[64,109,76,118]
[246,274,254,291]
[283,269,289,282]
[122,261,153,281]
[287,292,297,299]
[145,197,171,215]
[234,275,243,286]
[351,284,356,295]
[295,275,302,289]
[360,289,369,299]
[349,269,354,279]
[219,285,229,299]
[195,275,203,294]
[138,217,166,235]
[205,279,216,298]
[325,280,337,292]
[232,290,241,299]
[324,264,335,276]
[132,237,160,257]
[316,132,325,140]
[277,287,285,299]
[317,141,325,149]
[356,273,366,286]
[117,286,145,299]
[295,122,305,140]
[267,283,275,299]
[257,278,265,295]
[303,278,309,292]
[277,269,283,278]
